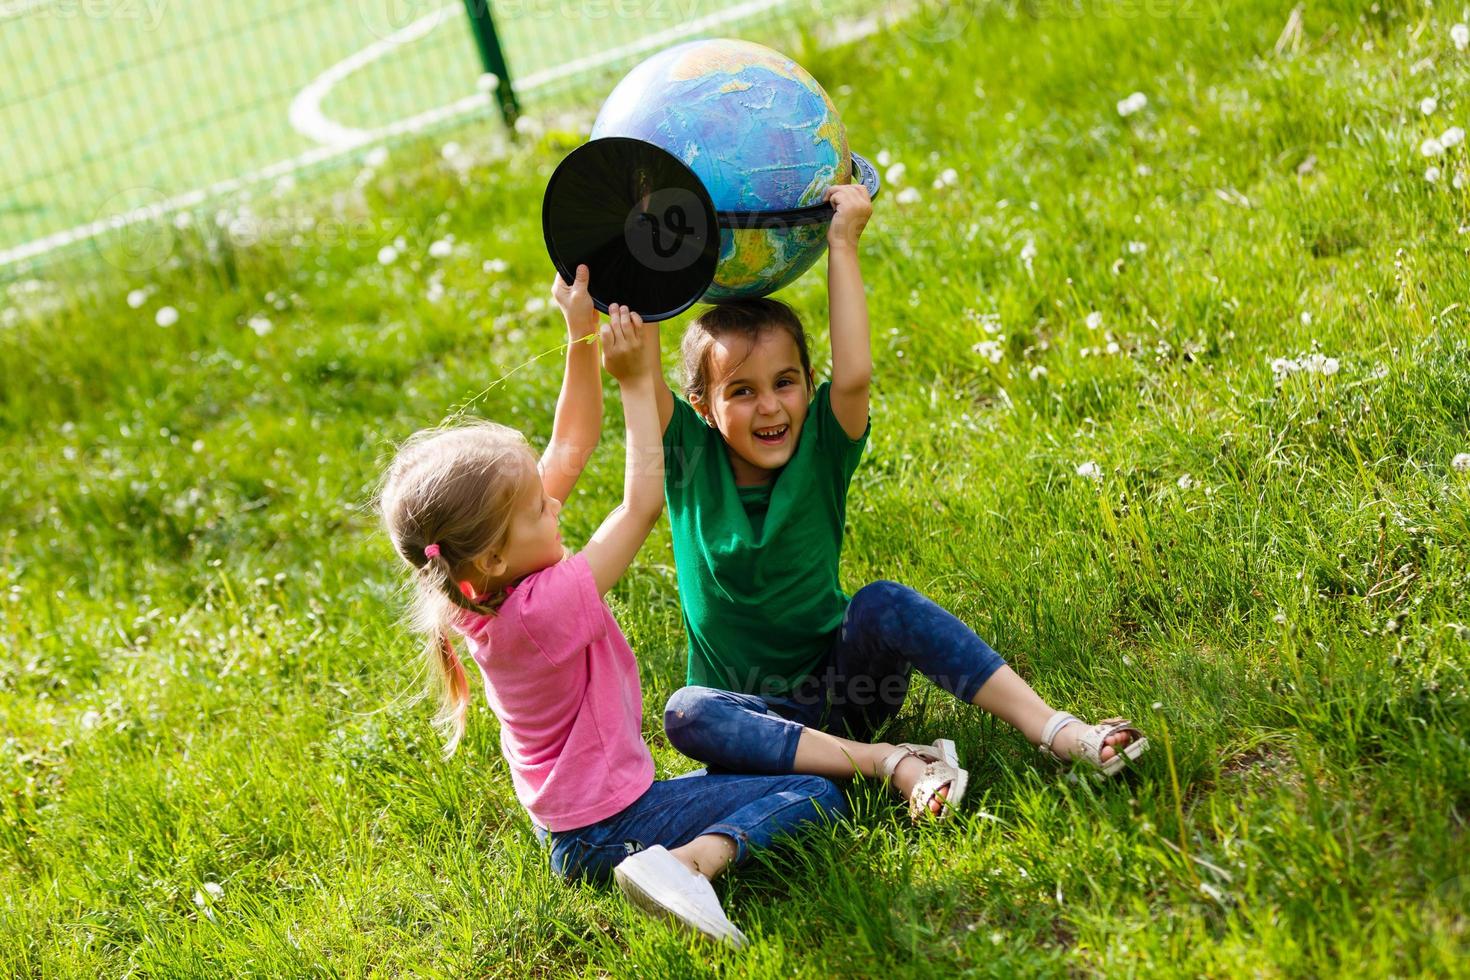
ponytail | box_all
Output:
[378,421,533,758]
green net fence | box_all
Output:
[2,0,897,273]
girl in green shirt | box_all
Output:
[652,184,1150,820]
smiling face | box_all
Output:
[694,326,814,486]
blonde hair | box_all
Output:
[378,421,537,756]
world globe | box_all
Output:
[590,38,858,302]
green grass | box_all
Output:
[0,0,843,251]
[4,0,1470,974]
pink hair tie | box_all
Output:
[424,543,442,560]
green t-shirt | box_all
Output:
[663,382,869,694]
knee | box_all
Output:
[846,580,915,625]
[663,686,725,756]
[797,775,850,820]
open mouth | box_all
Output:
[753,424,789,446]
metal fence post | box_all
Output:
[461,0,521,129]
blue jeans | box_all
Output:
[663,580,1007,772]
[538,772,848,884]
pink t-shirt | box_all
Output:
[454,553,655,832]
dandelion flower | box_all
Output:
[1441,126,1465,148]
[483,258,509,274]
[876,149,892,167]
[126,288,147,309]
[1421,96,1439,115]
[1300,311,1312,326]
[1320,357,1340,376]
[1127,240,1147,254]
[1454,23,1470,50]
[1029,364,1048,380]
[1085,311,1103,330]
[971,339,1004,363]
[1019,240,1037,273]
[1426,165,1442,183]
[1422,137,1445,157]
[203,882,224,898]
[885,162,907,185]
[524,296,547,314]
[1452,452,1470,472]
[1105,340,1121,355]
[1076,460,1103,480]
[896,187,922,205]
[939,167,959,186]
[428,238,453,259]
[1177,473,1195,490]
[1116,92,1148,117]
[247,315,272,337]
[155,306,178,328]
[377,245,399,266]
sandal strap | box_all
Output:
[1038,711,1080,761]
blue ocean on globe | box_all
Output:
[590,38,852,301]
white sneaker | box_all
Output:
[613,845,748,948]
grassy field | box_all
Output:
[0,0,829,252]
[4,0,1470,974]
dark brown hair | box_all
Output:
[679,298,814,409]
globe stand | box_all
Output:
[542,137,881,322]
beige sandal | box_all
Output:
[879,738,969,822]
[1038,711,1150,778]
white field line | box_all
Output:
[288,2,463,147]
[2,0,896,270]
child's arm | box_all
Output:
[580,303,665,597]
[824,184,874,440]
[540,264,602,504]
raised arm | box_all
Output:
[540,264,603,503]
[581,304,665,596]
[824,184,873,441]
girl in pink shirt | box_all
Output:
[378,268,844,947]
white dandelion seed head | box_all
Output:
[155,306,178,328]
[1300,311,1312,326]
[524,296,547,314]
[1422,137,1445,157]
[939,167,959,186]
[428,238,453,259]
[876,149,892,167]
[1441,126,1465,148]
[1454,23,1470,50]
[1177,473,1195,490]
[1320,357,1340,376]
[885,162,907,185]
[482,258,509,274]
[1127,240,1147,254]
[1105,340,1121,355]
[1076,460,1103,480]
[1136,163,1153,176]
[247,315,272,337]
[203,882,224,898]
[126,288,147,309]
[1426,165,1443,183]
[1116,92,1148,117]
[895,187,922,205]
[377,245,399,266]
[1452,452,1470,472]
[1085,311,1103,330]
[1455,170,1469,189]
[1421,96,1439,115]
[1029,364,1048,380]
